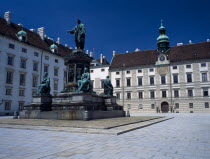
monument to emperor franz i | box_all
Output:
[19,20,125,120]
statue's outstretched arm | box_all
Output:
[67,27,76,34]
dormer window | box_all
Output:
[16,30,27,42]
[49,44,58,53]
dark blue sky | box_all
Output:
[1,0,210,61]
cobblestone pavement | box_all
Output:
[0,113,210,159]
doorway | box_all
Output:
[161,102,169,113]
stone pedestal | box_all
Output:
[23,95,52,111]
[20,93,125,120]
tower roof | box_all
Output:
[157,20,169,43]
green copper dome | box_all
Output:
[157,21,169,43]
[17,30,27,36]
[50,44,58,49]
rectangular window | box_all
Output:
[138,77,142,86]
[205,102,209,108]
[150,76,154,85]
[44,65,48,73]
[54,68,58,76]
[116,72,120,75]
[127,92,131,99]
[116,93,120,100]
[19,89,25,96]
[127,78,131,87]
[189,103,193,108]
[161,75,166,84]
[139,104,143,109]
[173,74,178,84]
[138,69,142,73]
[203,88,209,97]
[138,92,143,99]
[101,69,105,72]
[6,71,13,84]
[116,79,120,87]
[174,90,179,98]
[175,103,179,109]
[5,88,12,95]
[32,75,38,87]
[151,104,155,109]
[34,52,39,57]
[22,48,27,53]
[188,89,193,97]
[5,101,11,110]
[202,73,208,82]
[173,66,177,70]
[33,62,38,71]
[201,63,206,67]
[150,91,155,99]
[186,64,191,68]
[7,56,14,65]
[19,101,24,110]
[20,59,27,68]
[126,70,130,74]
[127,104,131,109]
[149,68,154,72]
[55,59,58,63]
[19,73,26,86]
[162,91,167,98]
[54,80,58,90]
[9,43,15,49]
[187,73,192,83]
[101,80,104,88]
[45,55,49,60]
[90,70,94,73]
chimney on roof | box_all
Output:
[189,40,192,44]
[126,51,129,53]
[38,27,45,40]
[100,54,103,63]
[4,11,11,25]
[177,43,183,46]
[135,48,140,52]
[65,44,68,47]
[103,56,106,60]
[90,52,93,57]
[113,51,116,56]
[207,39,210,42]
[86,50,89,54]
[30,29,35,32]
[57,37,60,44]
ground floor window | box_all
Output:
[205,102,209,108]
[19,101,25,110]
[151,104,155,109]
[189,103,193,108]
[175,103,179,109]
[5,101,11,110]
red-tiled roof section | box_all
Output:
[0,17,72,56]
[110,42,210,69]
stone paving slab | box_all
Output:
[0,117,172,135]
[0,116,162,129]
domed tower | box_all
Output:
[157,20,170,53]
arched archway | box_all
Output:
[161,101,169,113]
